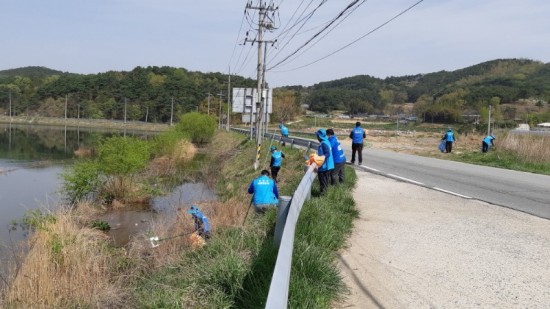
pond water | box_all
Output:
[0,123,215,249]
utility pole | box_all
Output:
[487,105,492,136]
[226,69,231,131]
[124,97,127,124]
[245,1,276,170]
[8,90,12,119]
[217,91,224,128]
[64,94,68,121]
[206,93,212,115]
[170,97,174,126]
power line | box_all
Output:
[268,0,361,70]
[271,0,425,73]
[269,0,367,69]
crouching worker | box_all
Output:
[186,205,211,240]
[248,169,279,214]
[482,135,496,153]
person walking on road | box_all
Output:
[349,121,366,165]
[482,135,496,153]
[247,169,279,213]
[442,128,456,153]
[269,146,285,183]
[327,128,346,185]
[316,128,335,194]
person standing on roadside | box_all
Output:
[482,135,496,153]
[349,121,366,165]
[442,128,456,153]
[327,128,346,185]
[279,123,289,146]
[316,128,334,194]
[247,169,279,213]
[269,146,285,183]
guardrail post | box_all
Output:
[274,196,292,247]
[291,139,295,148]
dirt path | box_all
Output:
[336,170,550,308]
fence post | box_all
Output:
[274,196,292,247]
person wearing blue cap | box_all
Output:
[270,146,285,183]
[349,122,366,165]
[482,135,496,153]
[441,128,456,153]
[326,128,346,185]
[186,205,211,239]
[316,128,335,194]
[248,169,279,213]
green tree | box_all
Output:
[175,112,216,144]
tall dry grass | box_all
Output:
[499,133,550,163]
[3,208,129,308]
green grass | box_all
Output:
[134,134,359,308]
[450,149,550,175]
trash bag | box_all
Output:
[438,140,446,153]
[305,153,325,166]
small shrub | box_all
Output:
[175,112,217,144]
[91,220,111,231]
[97,136,152,176]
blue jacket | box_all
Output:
[328,135,346,164]
[483,135,495,145]
[279,125,289,137]
[316,129,334,172]
[350,126,366,144]
[443,130,455,142]
[189,208,210,233]
[248,175,279,206]
[270,150,284,167]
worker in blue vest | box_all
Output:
[316,128,335,194]
[327,128,346,185]
[270,146,285,183]
[279,123,289,146]
[247,169,279,213]
[482,135,496,153]
[186,205,211,239]
[349,121,366,165]
[441,128,456,153]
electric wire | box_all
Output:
[228,6,248,71]
[271,0,368,68]
[271,0,425,72]
[268,0,360,71]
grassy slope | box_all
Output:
[134,132,358,308]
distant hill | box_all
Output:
[0,66,67,79]
[299,58,550,123]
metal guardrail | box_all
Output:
[230,127,320,152]
[230,127,319,308]
[265,163,317,309]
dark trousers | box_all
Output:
[351,143,363,164]
[445,141,453,153]
[271,166,281,182]
[482,141,489,153]
[331,162,346,185]
[318,170,332,194]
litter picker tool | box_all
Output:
[149,231,194,248]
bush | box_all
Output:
[97,136,152,176]
[175,112,217,144]
[62,160,102,203]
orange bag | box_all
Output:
[305,153,325,167]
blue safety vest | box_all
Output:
[271,150,283,167]
[483,136,494,144]
[280,125,289,136]
[351,127,365,144]
[328,135,346,164]
[317,139,335,172]
[249,175,278,206]
[445,131,455,142]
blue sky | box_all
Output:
[1,0,549,87]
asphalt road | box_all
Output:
[343,147,550,219]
